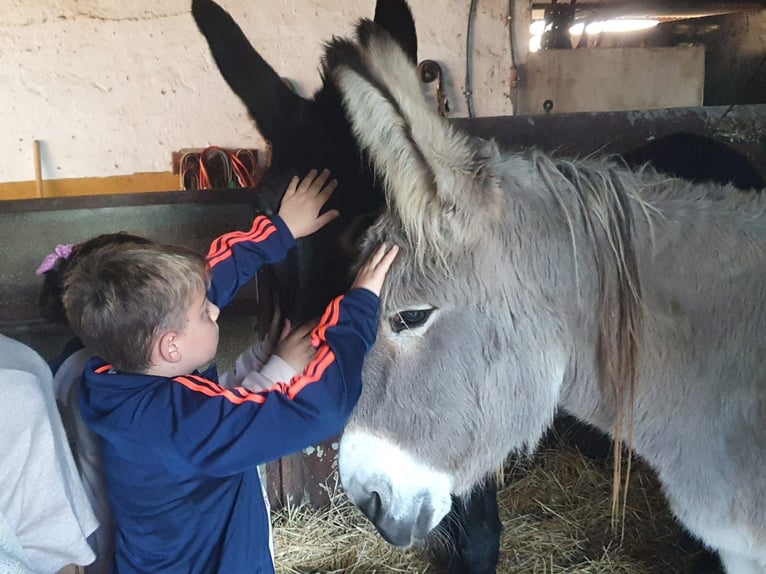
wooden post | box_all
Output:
[33,140,43,198]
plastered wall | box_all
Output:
[0,0,517,183]
[3,2,763,186]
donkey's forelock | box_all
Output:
[325,21,501,271]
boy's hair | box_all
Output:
[39,232,154,325]
[63,243,209,373]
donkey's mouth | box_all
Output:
[339,429,453,547]
[356,489,437,547]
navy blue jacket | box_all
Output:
[79,215,379,573]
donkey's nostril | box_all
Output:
[359,490,383,523]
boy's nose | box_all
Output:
[210,302,220,321]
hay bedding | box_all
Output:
[271,435,700,574]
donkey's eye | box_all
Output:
[390,309,433,333]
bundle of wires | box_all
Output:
[180,147,258,190]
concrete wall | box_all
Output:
[0,0,516,184]
[2,2,764,186]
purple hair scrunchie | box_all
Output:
[35,244,75,275]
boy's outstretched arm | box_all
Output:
[206,168,339,307]
[159,244,399,476]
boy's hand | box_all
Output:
[351,243,399,296]
[275,319,320,373]
[279,169,340,239]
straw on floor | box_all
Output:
[271,436,700,574]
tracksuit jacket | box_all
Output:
[79,214,379,574]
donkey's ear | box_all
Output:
[373,0,417,65]
[326,22,493,261]
[192,0,310,142]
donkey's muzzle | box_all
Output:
[355,487,435,547]
[339,429,453,548]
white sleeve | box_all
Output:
[219,340,298,391]
[0,368,98,572]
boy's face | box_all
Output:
[176,286,220,374]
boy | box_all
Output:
[38,231,310,573]
[62,169,398,573]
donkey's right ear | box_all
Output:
[192,0,309,141]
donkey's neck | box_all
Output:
[514,154,645,434]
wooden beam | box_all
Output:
[0,171,181,201]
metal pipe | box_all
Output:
[465,0,478,118]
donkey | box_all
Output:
[191,1,502,571]
[326,21,766,574]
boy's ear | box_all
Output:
[157,330,182,364]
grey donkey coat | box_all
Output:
[327,20,766,574]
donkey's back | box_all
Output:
[641,183,766,570]
[563,170,766,572]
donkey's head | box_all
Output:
[192,0,417,323]
[327,24,571,547]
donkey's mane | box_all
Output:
[528,151,644,517]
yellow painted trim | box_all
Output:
[0,172,181,201]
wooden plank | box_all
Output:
[0,187,265,214]
[0,171,181,201]
[269,438,340,509]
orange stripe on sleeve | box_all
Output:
[172,343,339,405]
[207,217,272,263]
[287,346,337,399]
[311,295,343,347]
[206,216,277,268]
[207,216,271,260]
[94,364,113,374]
[293,346,331,382]
[172,294,351,405]
[173,376,267,404]
[185,374,229,394]
[207,226,277,269]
